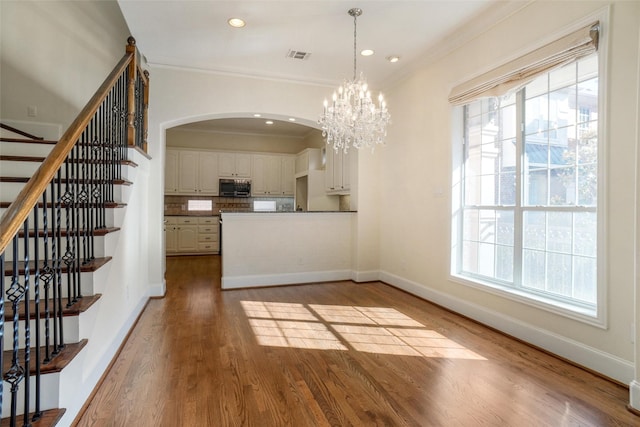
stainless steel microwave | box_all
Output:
[219,178,251,197]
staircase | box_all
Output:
[0,38,149,427]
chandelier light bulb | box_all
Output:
[318,8,390,153]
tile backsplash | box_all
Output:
[164,195,294,215]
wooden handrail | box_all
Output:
[0,44,135,254]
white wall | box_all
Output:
[377,0,640,384]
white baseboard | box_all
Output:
[351,270,380,282]
[630,380,640,410]
[379,270,634,385]
[222,269,352,289]
[58,294,150,426]
[149,279,166,297]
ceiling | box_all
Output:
[118,0,519,137]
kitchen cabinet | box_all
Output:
[219,152,251,178]
[178,151,219,195]
[197,216,220,253]
[176,217,198,252]
[165,217,177,253]
[165,150,179,193]
[165,216,219,255]
[325,148,350,194]
[252,154,295,196]
[281,156,295,196]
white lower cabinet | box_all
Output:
[165,216,219,255]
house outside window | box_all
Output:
[452,52,601,321]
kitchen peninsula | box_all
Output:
[221,211,356,289]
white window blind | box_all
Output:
[448,22,599,106]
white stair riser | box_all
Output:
[0,160,132,180]
[0,182,126,204]
[4,315,81,350]
[1,234,109,262]
[1,371,60,417]
[0,207,119,229]
[3,270,97,300]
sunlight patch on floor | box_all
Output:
[240,301,486,360]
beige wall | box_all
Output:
[377,0,639,383]
[0,0,132,129]
[166,127,320,154]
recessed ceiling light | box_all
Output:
[228,17,246,28]
[265,120,274,125]
[386,55,400,63]
[361,49,374,56]
[288,118,296,122]
[253,113,262,117]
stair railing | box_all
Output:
[0,37,148,426]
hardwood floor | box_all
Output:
[75,255,638,426]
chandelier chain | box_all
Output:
[353,10,357,80]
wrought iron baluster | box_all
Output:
[72,144,81,302]
[42,188,53,363]
[32,204,42,422]
[55,169,64,353]
[5,234,25,427]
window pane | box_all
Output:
[496,210,514,245]
[577,78,598,124]
[523,249,545,290]
[463,209,479,241]
[499,104,517,140]
[546,252,572,296]
[550,165,575,205]
[547,212,572,253]
[549,62,576,91]
[573,212,596,257]
[525,74,548,99]
[478,243,495,277]
[496,245,513,282]
[499,171,516,205]
[574,256,596,303]
[578,55,598,81]
[525,94,549,134]
[549,86,575,130]
[523,211,545,250]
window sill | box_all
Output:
[449,273,605,329]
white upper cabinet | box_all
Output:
[252,154,295,196]
[325,148,350,194]
[219,152,251,178]
[176,150,219,195]
[165,149,179,193]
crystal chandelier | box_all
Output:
[319,8,390,153]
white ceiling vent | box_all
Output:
[286,49,311,60]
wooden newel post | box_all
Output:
[143,70,150,153]
[126,36,137,147]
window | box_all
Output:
[453,53,600,320]
[187,199,212,211]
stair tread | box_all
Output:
[0,155,138,167]
[1,408,66,427]
[0,176,132,185]
[4,256,112,276]
[0,201,126,209]
[4,294,101,321]
[18,227,121,238]
[2,339,88,375]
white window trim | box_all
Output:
[449,6,610,329]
